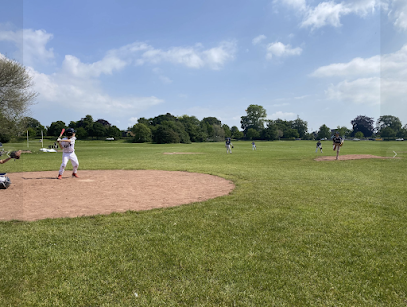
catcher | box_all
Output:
[0,150,21,189]
[0,150,21,164]
[332,132,343,160]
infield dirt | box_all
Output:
[1,170,234,222]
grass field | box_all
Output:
[1,140,406,306]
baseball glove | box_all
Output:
[10,150,21,159]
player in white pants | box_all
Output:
[252,141,256,150]
[57,128,79,179]
[225,138,232,154]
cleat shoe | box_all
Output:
[72,173,79,178]
[57,175,62,180]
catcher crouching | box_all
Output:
[0,150,22,189]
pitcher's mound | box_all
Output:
[315,154,392,161]
[1,170,235,222]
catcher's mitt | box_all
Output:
[10,150,21,159]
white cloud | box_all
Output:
[275,0,381,30]
[266,42,302,59]
[61,54,127,78]
[269,111,297,120]
[313,44,407,108]
[0,28,54,66]
[152,68,172,84]
[326,77,380,104]
[274,0,307,12]
[4,26,237,127]
[301,1,351,29]
[312,44,407,78]
[311,55,381,77]
[383,0,407,30]
[27,66,164,117]
[140,40,237,70]
[252,34,267,45]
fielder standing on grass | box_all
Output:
[225,138,233,154]
[315,140,323,153]
[332,132,343,160]
[252,141,256,150]
[57,128,79,179]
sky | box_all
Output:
[1,0,406,132]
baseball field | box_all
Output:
[1,140,406,306]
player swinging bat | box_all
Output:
[56,128,79,179]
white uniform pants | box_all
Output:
[59,152,79,175]
[226,145,232,154]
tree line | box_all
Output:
[1,55,406,144]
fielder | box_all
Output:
[332,132,343,160]
[315,140,323,153]
[225,138,233,154]
[57,128,79,179]
[252,141,256,150]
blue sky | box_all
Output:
[1,0,406,132]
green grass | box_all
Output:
[1,140,406,306]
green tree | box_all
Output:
[0,56,37,140]
[47,121,66,137]
[26,127,36,138]
[132,123,152,143]
[246,128,260,140]
[178,115,203,142]
[262,121,278,140]
[231,126,243,139]
[75,127,87,139]
[380,127,396,139]
[317,124,331,139]
[222,124,231,138]
[398,124,407,138]
[351,115,374,137]
[241,105,267,133]
[376,115,402,135]
[354,131,364,139]
[152,121,190,144]
[92,122,106,139]
[24,117,46,137]
[210,124,225,142]
[336,126,351,138]
[292,116,308,139]
[201,117,221,126]
[285,128,299,139]
[153,124,180,144]
[106,126,121,139]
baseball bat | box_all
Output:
[59,128,65,138]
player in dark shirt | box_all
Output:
[316,140,323,153]
[332,132,343,160]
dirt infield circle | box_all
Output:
[1,170,235,222]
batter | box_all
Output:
[57,128,79,179]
